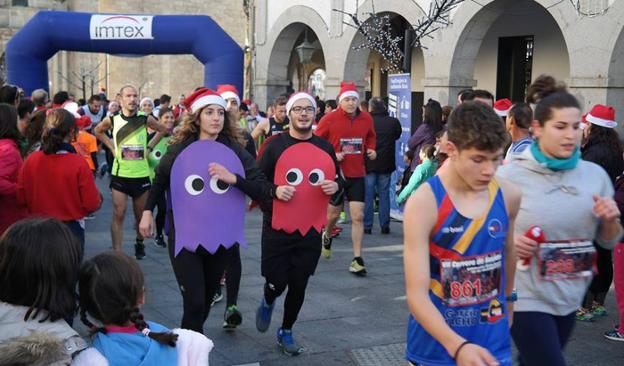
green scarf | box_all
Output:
[530,141,580,171]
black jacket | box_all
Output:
[365,111,402,174]
[582,140,624,184]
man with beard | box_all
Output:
[254,92,343,355]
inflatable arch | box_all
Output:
[6,11,243,95]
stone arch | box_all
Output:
[341,0,426,91]
[256,6,329,107]
[447,0,570,101]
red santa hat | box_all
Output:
[338,81,359,103]
[183,88,226,113]
[493,98,512,117]
[586,104,617,129]
[580,113,588,130]
[75,115,92,130]
[216,84,240,107]
[286,92,317,114]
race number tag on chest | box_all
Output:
[121,144,145,160]
[537,240,595,281]
[340,138,363,155]
[440,251,502,307]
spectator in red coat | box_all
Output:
[0,103,28,235]
[17,108,101,251]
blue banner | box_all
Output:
[387,73,411,221]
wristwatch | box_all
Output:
[505,289,518,302]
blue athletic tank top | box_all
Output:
[406,175,511,366]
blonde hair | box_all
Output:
[170,106,243,145]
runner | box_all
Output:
[139,88,267,334]
[504,103,533,160]
[146,107,176,249]
[404,101,521,366]
[497,75,621,366]
[255,92,342,355]
[94,85,167,259]
[251,95,289,142]
[78,94,105,131]
[315,81,376,275]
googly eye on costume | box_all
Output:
[209,176,230,194]
[184,174,204,195]
[286,168,303,186]
[308,168,325,185]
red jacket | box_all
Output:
[315,107,376,178]
[0,139,28,234]
[17,150,101,221]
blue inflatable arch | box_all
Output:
[6,11,243,95]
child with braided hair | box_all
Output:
[72,251,213,366]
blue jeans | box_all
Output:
[364,173,391,230]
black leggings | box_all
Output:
[155,195,166,237]
[225,244,242,306]
[264,264,312,330]
[511,311,575,366]
[585,245,613,306]
[168,234,232,333]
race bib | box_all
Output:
[121,144,145,160]
[340,138,363,155]
[537,240,595,281]
[440,251,502,307]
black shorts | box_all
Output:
[110,176,151,198]
[261,228,321,278]
[330,177,365,206]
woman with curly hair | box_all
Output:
[575,104,624,322]
[139,88,268,334]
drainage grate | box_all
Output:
[350,343,406,366]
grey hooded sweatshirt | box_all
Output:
[497,148,620,316]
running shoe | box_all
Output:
[321,230,332,259]
[381,226,390,234]
[277,328,304,356]
[223,305,242,329]
[211,287,223,307]
[364,228,372,235]
[591,302,607,317]
[604,328,624,342]
[255,297,275,333]
[349,257,367,276]
[575,307,595,322]
[338,211,347,224]
[154,235,166,248]
[134,239,146,260]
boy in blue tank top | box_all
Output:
[403,102,522,366]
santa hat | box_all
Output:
[493,99,512,117]
[580,113,588,130]
[183,88,226,113]
[217,84,240,107]
[75,115,92,130]
[338,81,359,103]
[586,104,617,129]
[286,92,317,114]
[62,101,81,118]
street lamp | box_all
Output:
[295,29,316,64]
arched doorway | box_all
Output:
[450,0,569,102]
[343,12,425,102]
[264,22,326,107]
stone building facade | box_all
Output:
[0,0,247,100]
[253,0,624,133]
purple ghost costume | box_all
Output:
[170,140,246,256]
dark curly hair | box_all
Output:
[447,101,509,152]
[79,251,178,347]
